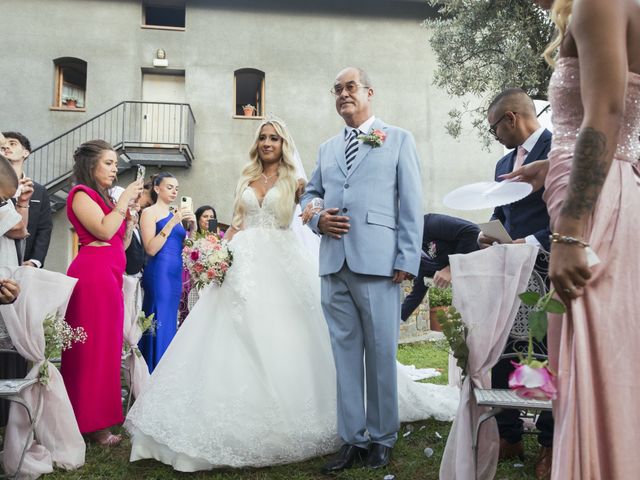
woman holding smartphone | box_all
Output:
[139,172,195,372]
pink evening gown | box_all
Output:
[61,185,126,433]
[544,56,640,480]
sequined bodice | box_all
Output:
[241,187,293,230]
[548,56,640,162]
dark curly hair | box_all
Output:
[72,139,116,206]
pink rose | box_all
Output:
[372,129,387,142]
[190,250,200,261]
[194,263,204,273]
[508,361,557,400]
[207,269,216,279]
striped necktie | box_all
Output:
[345,129,360,171]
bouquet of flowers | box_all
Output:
[41,312,87,384]
[182,232,233,290]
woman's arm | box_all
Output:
[72,192,129,242]
[550,0,628,304]
[141,207,181,256]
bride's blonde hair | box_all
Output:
[231,117,298,229]
[543,0,573,66]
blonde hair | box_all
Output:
[543,0,573,66]
[231,118,298,229]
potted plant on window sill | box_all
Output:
[242,104,256,117]
[428,286,452,332]
[64,97,78,109]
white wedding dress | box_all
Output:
[125,186,458,471]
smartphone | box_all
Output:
[208,218,218,232]
[136,164,146,182]
[180,196,193,212]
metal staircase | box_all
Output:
[25,101,196,210]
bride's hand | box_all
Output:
[300,202,320,225]
[499,159,550,193]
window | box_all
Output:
[53,58,87,109]
[143,1,185,29]
[234,69,265,118]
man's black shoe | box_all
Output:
[365,442,391,469]
[320,444,368,475]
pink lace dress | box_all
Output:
[543,57,640,480]
[61,185,126,433]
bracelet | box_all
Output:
[16,203,29,209]
[113,206,127,218]
[159,230,167,238]
[549,233,589,248]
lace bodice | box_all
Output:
[548,56,640,162]
[241,187,293,230]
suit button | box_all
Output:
[342,208,348,213]
[344,183,349,189]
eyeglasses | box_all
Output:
[330,81,369,97]
[488,111,516,138]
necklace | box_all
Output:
[261,173,278,184]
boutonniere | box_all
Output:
[426,241,437,259]
[357,129,387,147]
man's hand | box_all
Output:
[433,266,451,288]
[478,232,500,249]
[392,270,414,283]
[0,279,20,304]
[17,177,34,205]
[317,208,350,239]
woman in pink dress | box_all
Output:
[62,140,142,445]
[530,1,640,478]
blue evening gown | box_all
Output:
[139,212,186,372]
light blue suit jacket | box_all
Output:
[301,118,423,277]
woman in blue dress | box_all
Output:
[139,172,195,371]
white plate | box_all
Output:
[443,181,533,210]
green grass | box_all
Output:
[38,342,538,479]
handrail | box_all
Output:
[27,101,196,193]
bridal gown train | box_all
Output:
[125,186,458,471]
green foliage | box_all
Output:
[424,0,555,145]
[518,289,566,346]
[436,307,469,374]
[428,286,452,308]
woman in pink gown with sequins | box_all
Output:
[62,140,143,445]
[518,1,640,478]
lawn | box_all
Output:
[37,341,538,479]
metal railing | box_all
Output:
[25,101,196,193]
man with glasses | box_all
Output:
[1,132,52,268]
[481,88,554,480]
[302,67,423,473]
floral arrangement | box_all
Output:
[357,128,387,147]
[508,290,565,400]
[123,311,156,359]
[436,306,469,375]
[41,312,87,384]
[182,232,233,290]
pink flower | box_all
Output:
[508,361,557,400]
[194,263,204,273]
[190,250,200,261]
[207,269,216,279]
[372,129,387,143]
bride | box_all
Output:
[125,117,458,471]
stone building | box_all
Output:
[0,0,500,273]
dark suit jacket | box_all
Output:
[125,228,145,275]
[22,182,52,266]
[491,129,552,251]
[401,214,480,321]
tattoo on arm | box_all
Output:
[560,127,609,220]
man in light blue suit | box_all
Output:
[301,67,423,473]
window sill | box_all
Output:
[50,106,87,112]
[233,115,264,120]
[141,24,185,31]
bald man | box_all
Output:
[482,88,554,478]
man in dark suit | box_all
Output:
[401,213,479,321]
[480,89,553,480]
[1,132,53,268]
